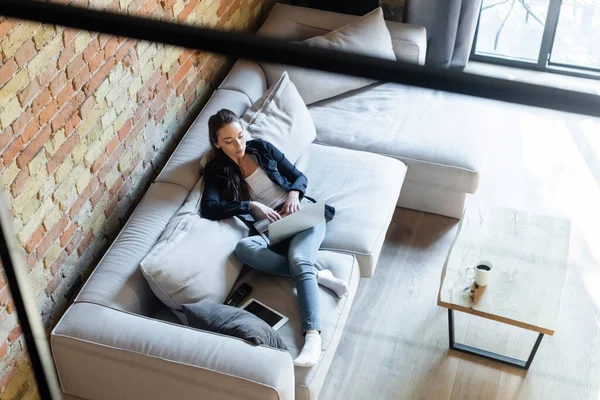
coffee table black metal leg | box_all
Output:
[447,309,544,370]
[524,332,544,369]
[448,307,456,348]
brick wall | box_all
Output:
[0,0,276,398]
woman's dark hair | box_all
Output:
[208,109,239,148]
[204,109,252,202]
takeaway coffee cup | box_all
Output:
[466,260,493,287]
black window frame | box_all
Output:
[470,0,600,81]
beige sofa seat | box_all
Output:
[234,251,360,400]
[296,143,407,277]
[308,81,497,195]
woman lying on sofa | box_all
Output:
[200,108,348,367]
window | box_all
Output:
[471,0,600,78]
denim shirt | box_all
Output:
[201,139,334,224]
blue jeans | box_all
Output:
[235,221,326,333]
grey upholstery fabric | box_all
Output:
[140,212,248,319]
[397,179,468,219]
[149,302,182,324]
[74,181,190,315]
[295,143,406,277]
[257,3,427,65]
[139,176,249,321]
[52,302,295,400]
[406,0,483,69]
[234,251,360,400]
[308,81,498,194]
[242,71,316,163]
[218,59,268,104]
[261,7,397,105]
[61,395,87,400]
[181,301,289,350]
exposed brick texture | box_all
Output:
[0,0,275,397]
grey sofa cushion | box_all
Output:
[182,300,289,351]
[242,71,316,164]
[257,4,427,65]
[218,59,268,104]
[308,81,497,193]
[295,143,406,277]
[261,7,397,105]
[139,178,249,320]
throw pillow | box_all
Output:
[242,71,316,164]
[182,300,289,351]
[140,178,249,322]
[261,7,397,105]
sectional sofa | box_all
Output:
[52,4,492,400]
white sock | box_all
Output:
[293,332,321,367]
[317,269,348,298]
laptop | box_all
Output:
[254,200,325,245]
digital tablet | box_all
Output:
[240,298,289,331]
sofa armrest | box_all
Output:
[218,59,267,104]
[52,302,295,400]
[386,21,428,65]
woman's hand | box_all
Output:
[250,201,281,223]
[281,190,300,217]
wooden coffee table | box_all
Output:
[438,206,570,369]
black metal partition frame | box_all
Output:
[1,0,600,118]
[1,1,600,399]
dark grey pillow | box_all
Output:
[181,301,288,351]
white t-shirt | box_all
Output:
[245,166,289,211]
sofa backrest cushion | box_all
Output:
[258,4,426,65]
[139,177,249,320]
[242,71,316,164]
[74,181,190,316]
[218,59,268,104]
[260,7,397,105]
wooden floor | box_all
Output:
[320,69,600,400]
